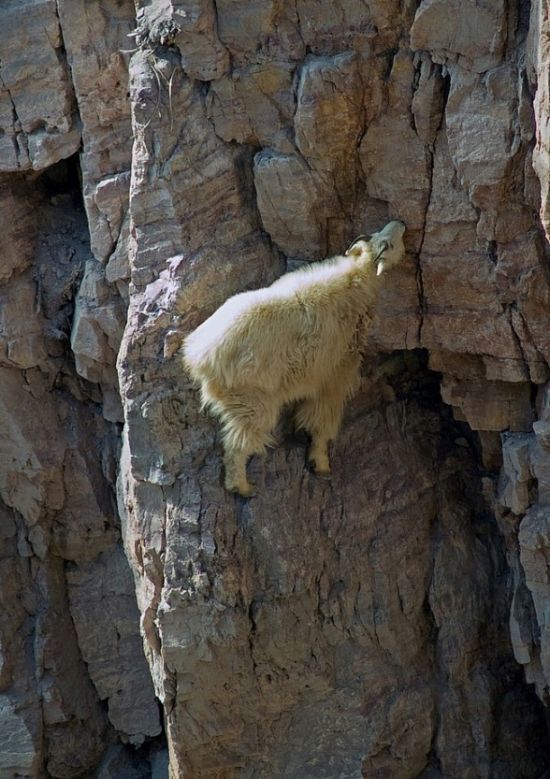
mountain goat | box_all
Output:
[183,221,406,496]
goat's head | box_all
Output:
[345,221,406,275]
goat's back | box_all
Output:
[183,252,372,391]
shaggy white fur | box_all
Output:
[183,221,406,496]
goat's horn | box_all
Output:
[345,234,371,255]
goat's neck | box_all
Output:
[346,259,380,312]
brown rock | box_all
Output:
[207,61,295,148]
[71,259,126,389]
[529,0,550,241]
[254,150,326,259]
[440,375,534,432]
[0,1,80,171]
[519,505,550,695]
[445,65,520,213]
[66,547,161,744]
[411,0,507,73]
[57,0,134,268]
[118,1,550,772]
[412,53,446,146]
[173,0,229,80]
[216,0,305,64]
[360,113,431,234]
[295,0,400,56]
[498,433,533,515]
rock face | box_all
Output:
[1,0,550,777]
[0,2,162,777]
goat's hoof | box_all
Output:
[226,481,254,498]
[308,460,331,479]
[315,469,332,481]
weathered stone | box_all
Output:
[534,419,550,449]
[0,367,63,526]
[360,114,431,235]
[519,506,550,692]
[207,62,295,148]
[105,211,131,290]
[128,48,278,290]
[0,691,41,776]
[530,439,550,506]
[0,177,40,285]
[498,433,533,515]
[66,547,161,744]
[37,558,109,777]
[254,150,325,259]
[0,274,50,370]
[57,0,134,268]
[0,1,81,172]
[87,172,131,265]
[71,259,126,394]
[445,65,521,214]
[173,0,230,79]
[295,0,400,56]
[423,130,478,253]
[411,0,507,73]
[536,382,550,421]
[411,54,446,146]
[295,52,363,175]
[53,447,119,562]
[528,0,550,242]
[216,0,305,64]
[254,52,365,258]
[119,2,550,770]
[440,375,534,432]
[509,569,537,668]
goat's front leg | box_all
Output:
[296,394,333,476]
[296,353,361,477]
[223,448,254,497]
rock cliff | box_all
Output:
[1,0,550,776]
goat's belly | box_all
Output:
[279,364,342,401]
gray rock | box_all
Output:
[0,1,80,171]
[207,62,295,148]
[411,0,507,73]
[67,547,161,744]
[498,433,533,515]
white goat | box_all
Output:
[183,221,406,496]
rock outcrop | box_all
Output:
[1,0,550,776]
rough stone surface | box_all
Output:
[66,546,161,745]
[0,2,160,775]
[0,1,81,172]
[529,0,550,242]
[410,0,507,73]
[1,0,550,777]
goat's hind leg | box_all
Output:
[219,391,278,497]
[296,353,360,477]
